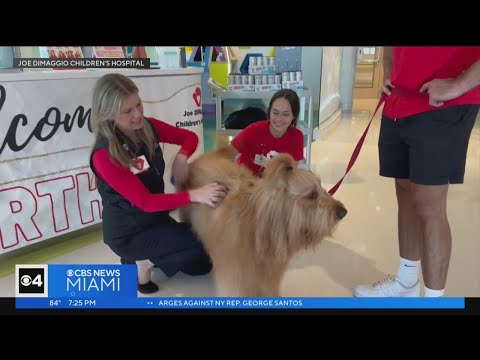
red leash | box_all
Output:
[327,94,386,195]
[327,87,428,196]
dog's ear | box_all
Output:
[262,153,296,189]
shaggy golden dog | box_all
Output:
[179,147,347,297]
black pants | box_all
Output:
[379,105,479,185]
[110,216,212,277]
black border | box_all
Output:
[3,11,480,47]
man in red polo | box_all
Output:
[354,47,480,297]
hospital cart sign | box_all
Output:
[0,74,203,255]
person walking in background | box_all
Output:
[89,73,226,294]
[354,47,480,297]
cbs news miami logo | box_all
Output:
[15,265,49,297]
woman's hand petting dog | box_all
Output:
[189,182,227,207]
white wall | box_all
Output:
[300,46,323,113]
[319,47,342,124]
[339,47,357,112]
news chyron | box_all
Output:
[15,264,134,299]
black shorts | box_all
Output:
[378,105,479,185]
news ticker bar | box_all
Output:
[13,264,466,310]
[13,58,150,69]
[16,297,465,309]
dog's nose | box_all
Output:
[337,207,347,220]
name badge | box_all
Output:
[266,150,279,160]
[130,155,150,175]
[254,154,269,168]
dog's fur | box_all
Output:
[179,147,347,297]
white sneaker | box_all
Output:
[353,275,421,297]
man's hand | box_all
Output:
[419,78,463,107]
[381,78,395,96]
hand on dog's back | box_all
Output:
[189,182,227,207]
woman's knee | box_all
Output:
[181,254,212,276]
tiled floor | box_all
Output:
[1,99,479,297]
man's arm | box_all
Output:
[420,59,480,107]
[383,46,393,80]
[455,59,480,95]
[381,47,394,96]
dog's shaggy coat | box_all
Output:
[180,147,347,296]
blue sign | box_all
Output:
[16,264,139,298]
[47,264,137,298]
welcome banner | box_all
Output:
[0,70,203,254]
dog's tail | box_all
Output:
[206,145,238,161]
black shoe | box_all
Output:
[138,281,159,294]
[120,258,158,293]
